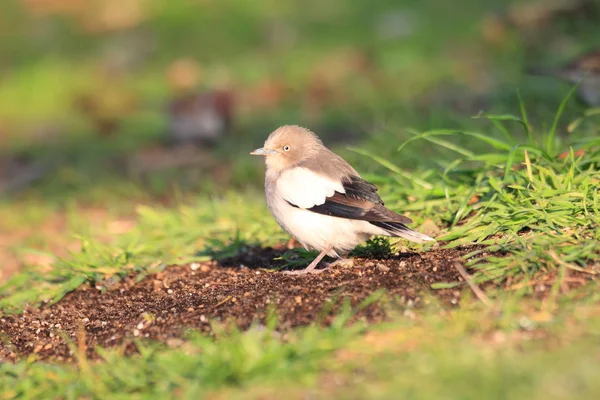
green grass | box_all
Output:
[388,102,600,287]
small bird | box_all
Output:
[167,90,234,147]
[251,125,434,274]
[164,58,234,147]
[527,49,600,107]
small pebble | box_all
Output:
[133,329,140,337]
[200,264,211,272]
[335,259,355,269]
[167,289,173,294]
[190,263,201,271]
[376,263,390,272]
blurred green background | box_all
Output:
[1,0,599,280]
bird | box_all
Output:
[527,49,600,107]
[167,89,234,147]
[250,125,435,274]
[164,58,234,147]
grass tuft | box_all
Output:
[381,98,600,288]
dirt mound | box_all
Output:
[1,247,478,363]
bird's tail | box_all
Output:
[371,221,435,244]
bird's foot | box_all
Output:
[281,245,333,275]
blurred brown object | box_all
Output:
[480,13,511,47]
[165,58,234,146]
[22,0,149,33]
[167,89,234,147]
[527,49,600,107]
[166,58,202,93]
[0,153,49,195]
[558,149,586,159]
[507,0,597,30]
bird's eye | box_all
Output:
[283,145,291,152]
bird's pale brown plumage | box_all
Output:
[251,125,434,274]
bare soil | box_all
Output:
[0,246,500,363]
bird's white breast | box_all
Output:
[276,167,344,209]
[266,171,383,257]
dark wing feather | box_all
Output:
[287,175,412,225]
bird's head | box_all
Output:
[251,125,323,172]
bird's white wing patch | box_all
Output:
[277,167,345,209]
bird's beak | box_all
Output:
[250,147,277,156]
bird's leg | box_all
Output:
[284,245,333,275]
